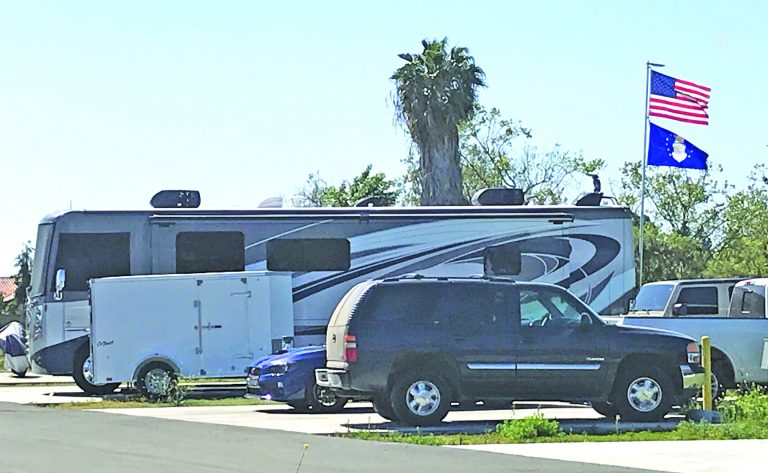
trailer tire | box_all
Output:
[135,362,177,398]
[72,344,120,396]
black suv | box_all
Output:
[316,276,705,426]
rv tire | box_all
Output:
[72,344,120,396]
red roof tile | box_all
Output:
[0,277,17,303]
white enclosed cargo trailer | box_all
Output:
[89,271,293,395]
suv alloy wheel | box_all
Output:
[389,370,451,426]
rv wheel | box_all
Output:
[135,362,177,398]
[72,345,120,396]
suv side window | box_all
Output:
[676,286,719,315]
[440,283,511,335]
[520,286,588,328]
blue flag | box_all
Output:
[647,122,708,170]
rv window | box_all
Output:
[53,233,130,292]
[176,232,245,274]
[267,238,350,271]
[677,287,719,315]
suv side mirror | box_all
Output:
[54,269,66,301]
[672,302,688,316]
[629,298,636,310]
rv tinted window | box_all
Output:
[54,233,130,292]
[677,286,719,315]
[267,238,350,271]
[176,232,244,274]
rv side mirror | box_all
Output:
[672,302,688,316]
[483,243,522,277]
[281,336,294,351]
[54,269,66,301]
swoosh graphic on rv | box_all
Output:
[292,228,574,301]
[292,239,482,301]
[556,234,621,289]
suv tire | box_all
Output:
[372,395,398,422]
[389,370,450,426]
[612,365,674,422]
[591,401,618,418]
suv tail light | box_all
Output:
[344,334,358,362]
[687,342,701,364]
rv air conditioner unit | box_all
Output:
[472,188,525,206]
[150,190,201,209]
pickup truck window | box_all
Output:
[677,286,718,315]
[631,283,674,312]
[738,289,766,318]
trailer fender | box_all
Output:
[132,356,181,382]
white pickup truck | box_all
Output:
[607,278,768,397]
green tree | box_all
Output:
[707,166,768,276]
[392,38,485,206]
[1,243,32,318]
[618,161,730,283]
[401,106,604,204]
[299,165,400,207]
[459,106,604,203]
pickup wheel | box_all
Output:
[389,370,451,426]
[710,360,731,401]
[305,380,348,413]
[72,344,120,396]
[612,365,674,422]
[591,401,618,418]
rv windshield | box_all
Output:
[30,224,54,297]
[631,284,674,312]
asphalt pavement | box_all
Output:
[0,402,655,473]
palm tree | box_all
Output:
[392,38,485,206]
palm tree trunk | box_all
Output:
[418,130,467,206]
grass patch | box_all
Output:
[340,387,768,445]
[47,396,276,410]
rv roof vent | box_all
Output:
[258,196,284,208]
[150,190,201,209]
[354,196,387,207]
[472,188,525,206]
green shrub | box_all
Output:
[719,386,768,424]
[496,411,563,440]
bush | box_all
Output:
[719,385,768,424]
[146,382,188,406]
[496,411,563,440]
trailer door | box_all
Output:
[196,277,253,377]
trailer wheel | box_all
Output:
[135,362,177,398]
[72,344,120,396]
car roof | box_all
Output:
[375,274,563,291]
[644,278,747,286]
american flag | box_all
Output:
[649,71,711,125]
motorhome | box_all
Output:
[26,195,635,393]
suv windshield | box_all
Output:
[631,284,674,312]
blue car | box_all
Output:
[245,346,348,413]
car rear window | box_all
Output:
[327,281,374,327]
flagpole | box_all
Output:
[639,61,664,287]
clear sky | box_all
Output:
[1,0,765,274]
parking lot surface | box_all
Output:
[2,377,765,473]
